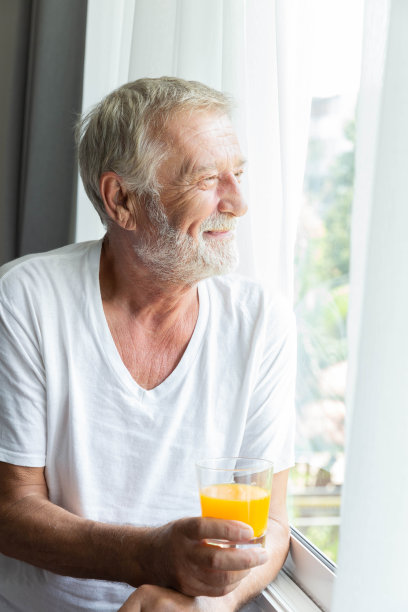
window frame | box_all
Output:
[244,527,336,612]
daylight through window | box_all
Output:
[288,0,364,563]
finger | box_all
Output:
[181,570,251,599]
[201,567,251,588]
[180,549,268,596]
[176,560,251,596]
[198,545,269,572]
[181,517,254,542]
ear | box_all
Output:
[99,172,137,230]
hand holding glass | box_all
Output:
[196,457,274,547]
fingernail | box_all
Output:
[239,527,254,539]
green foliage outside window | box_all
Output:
[291,116,355,563]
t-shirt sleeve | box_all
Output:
[0,298,47,467]
[239,295,297,473]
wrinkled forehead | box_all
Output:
[160,110,244,178]
[165,110,237,147]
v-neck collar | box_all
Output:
[88,240,209,402]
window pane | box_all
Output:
[288,0,364,564]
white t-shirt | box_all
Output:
[0,240,296,611]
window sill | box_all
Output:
[241,528,335,612]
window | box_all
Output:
[288,0,364,564]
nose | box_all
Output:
[217,172,248,217]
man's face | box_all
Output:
[132,111,247,284]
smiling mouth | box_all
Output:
[204,228,232,234]
[203,229,234,237]
[202,230,235,243]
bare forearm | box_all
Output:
[0,494,149,584]
[0,494,271,599]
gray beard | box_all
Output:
[132,197,239,285]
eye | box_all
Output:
[234,170,244,182]
[198,175,218,190]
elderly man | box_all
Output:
[0,77,296,611]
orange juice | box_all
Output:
[200,483,270,537]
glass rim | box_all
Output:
[195,456,274,472]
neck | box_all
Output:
[99,230,198,331]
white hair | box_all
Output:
[76,77,233,226]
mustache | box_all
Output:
[199,214,237,233]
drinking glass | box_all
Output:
[196,457,274,548]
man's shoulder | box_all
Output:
[203,273,264,300]
[0,241,99,279]
[203,274,294,331]
[203,273,288,310]
[0,241,101,307]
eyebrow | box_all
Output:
[179,158,247,181]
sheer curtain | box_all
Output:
[333,0,408,609]
[75,0,313,297]
[75,0,136,245]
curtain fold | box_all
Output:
[244,0,313,297]
[75,0,136,243]
[333,0,408,609]
[75,0,313,297]
[0,0,87,265]
[0,0,32,265]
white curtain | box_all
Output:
[333,0,408,609]
[75,0,313,299]
[75,0,136,245]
